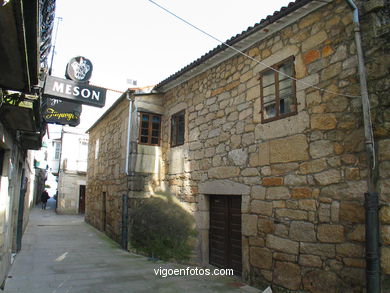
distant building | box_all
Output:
[54,127,88,214]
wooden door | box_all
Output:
[209,195,242,275]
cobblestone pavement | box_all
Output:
[4,199,263,293]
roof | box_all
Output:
[86,89,160,133]
[154,0,318,92]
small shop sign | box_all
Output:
[42,98,81,126]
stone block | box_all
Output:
[339,201,365,224]
[303,49,321,64]
[275,208,307,221]
[299,254,322,268]
[311,114,337,130]
[291,187,312,199]
[347,225,365,242]
[284,174,307,185]
[378,139,390,161]
[299,159,327,174]
[331,201,340,222]
[300,242,335,257]
[273,261,301,290]
[198,180,250,195]
[262,177,283,186]
[228,149,248,166]
[258,142,270,166]
[321,62,342,81]
[241,168,259,177]
[242,214,258,236]
[266,187,290,200]
[302,31,328,52]
[299,199,317,211]
[251,185,266,200]
[270,163,299,175]
[336,243,364,258]
[303,270,340,293]
[266,234,299,254]
[380,205,390,223]
[208,167,240,179]
[269,135,309,163]
[273,252,296,262]
[314,169,341,186]
[251,200,273,216]
[343,258,365,268]
[258,217,275,234]
[250,247,273,269]
[322,45,334,57]
[310,140,334,159]
[382,246,390,274]
[330,45,347,64]
[290,221,316,242]
[317,224,345,243]
[382,226,390,245]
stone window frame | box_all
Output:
[260,56,297,123]
[138,112,162,146]
[171,110,185,147]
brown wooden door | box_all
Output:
[78,185,86,214]
[209,195,242,275]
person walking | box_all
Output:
[41,190,50,210]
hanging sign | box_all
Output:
[65,56,93,82]
[43,97,81,126]
[43,76,106,108]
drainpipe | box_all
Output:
[344,1,380,292]
[125,90,135,175]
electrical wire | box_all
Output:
[147,0,361,99]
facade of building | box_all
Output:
[55,127,88,214]
[86,0,390,292]
[0,0,56,287]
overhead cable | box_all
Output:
[147,0,361,99]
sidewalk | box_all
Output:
[4,198,262,293]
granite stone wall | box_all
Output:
[159,0,377,291]
[85,0,390,291]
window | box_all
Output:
[171,110,185,147]
[139,112,161,146]
[260,56,296,123]
[54,142,61,160]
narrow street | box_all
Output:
[3,199,261,293]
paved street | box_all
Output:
[4,199,262,293]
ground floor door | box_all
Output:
[209,195,242,275]
[78,185,86,214]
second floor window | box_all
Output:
[54,142,61,160]
[260,56,297,123]
[139,112,161,146]
[171,110,185,147]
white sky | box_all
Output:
[49,0,292,132]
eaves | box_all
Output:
[154,0,331,93]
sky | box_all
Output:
[49,0,292,131]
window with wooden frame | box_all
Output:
[171,110,185,147]
[260,56,297,123]
[139,112,161,146]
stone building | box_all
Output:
[86,0,390,291]
[0,0,56,287]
